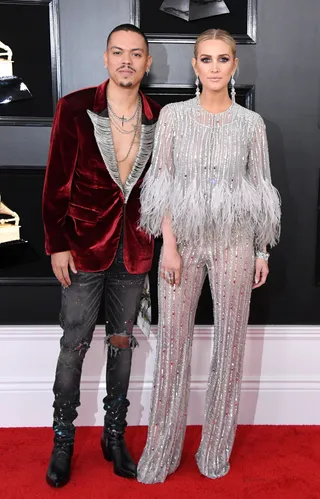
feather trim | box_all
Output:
[139,165,173,236]
[140,175,281,248]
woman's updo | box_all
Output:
[194,29,237,59]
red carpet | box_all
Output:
[0,426,319,499]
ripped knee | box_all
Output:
[60,339,90,358]
[105,332,139,356]
[109,335,130,349]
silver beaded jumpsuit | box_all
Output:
[137,98,281,483]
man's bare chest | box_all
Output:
[110,124,141,185]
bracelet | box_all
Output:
[255,251,270,261]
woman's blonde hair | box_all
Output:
[194,29,236,58]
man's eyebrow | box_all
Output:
[109,46,144,52]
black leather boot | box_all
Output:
[101,432,136,478]
[46,334,85,487]
[46,443,74,488]
[102,346,137,478]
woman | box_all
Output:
[137,29,281,484]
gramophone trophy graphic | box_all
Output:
[0,195,20,245]
[159,0,230,22]
[0,39,32,105]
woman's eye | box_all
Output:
[200,57,210,63]
[220,57,230,63]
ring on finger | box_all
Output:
[164,270,174,281]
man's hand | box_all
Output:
[51,251,77,287]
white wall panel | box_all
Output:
[0,326,319,427]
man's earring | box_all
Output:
[195,76,200,97]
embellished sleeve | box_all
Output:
[139,104,175,236]
[248,115,281,249]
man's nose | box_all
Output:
[121,52,133,65]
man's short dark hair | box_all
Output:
[107,24,149,53]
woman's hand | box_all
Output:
[161,245,182,287]
[252,258,269,289]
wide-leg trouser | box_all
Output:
[137,236,255,483]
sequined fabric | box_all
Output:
[140,98,281,250]
[137,99,281,483]
[137,237,255,483]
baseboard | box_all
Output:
[0,325,319,426]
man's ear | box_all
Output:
[147,54,153,72]
[103,50,108,70]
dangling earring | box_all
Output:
[146,68,150,76]
[195,76,200,97]
[231,74,236,104]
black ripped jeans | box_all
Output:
[52,240,146,444]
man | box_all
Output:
[43,24,161,487]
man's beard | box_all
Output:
[119,81,133,88]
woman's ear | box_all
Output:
[191,57,197,74]
[233,57,239,75]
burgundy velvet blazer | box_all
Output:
[42,80,161,273]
